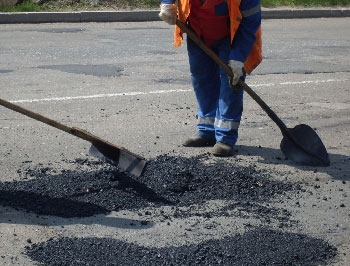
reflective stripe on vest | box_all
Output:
[241,4,261,18]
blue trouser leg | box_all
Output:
[187,36,219,140]
[187,36,244,147]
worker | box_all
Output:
[159,0,262,157]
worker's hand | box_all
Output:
[159,4,177,25]
[228,60,244,88]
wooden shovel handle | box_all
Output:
[0,97,108,144]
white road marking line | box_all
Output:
[9,78,348,104]
[279,79,347,85]
[251,83,275,87]
[11,89,192,103]
[251,78,348,87]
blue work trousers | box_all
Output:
[187,36,244,147]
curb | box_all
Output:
[0,9,349,24]
[0,11,160,24]
[262,8,350,19]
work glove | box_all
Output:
[159,4,177,25]
[228,60,244,89]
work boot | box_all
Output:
[182,135,216,147]
[211,142,233,157]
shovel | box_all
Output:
[176,20,330,167]
[0,98,147,176]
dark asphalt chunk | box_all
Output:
[0,160,165,218]
[25,228,337,266]
[137,154,301,204]
[0,155,298,221]
[0,190,109,218]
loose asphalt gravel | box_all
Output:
[25,229,336,266]
[0,155,339,265]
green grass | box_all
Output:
[0,0,43,11]
[1,0,349,12]
[0,0,162,12]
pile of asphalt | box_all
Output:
[25,228,336,266]
[0,154,300,217]
[0,154,338,265]
[139,154,299,204]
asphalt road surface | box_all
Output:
[0,18,349,265]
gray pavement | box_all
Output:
[0,17,349,265]
[0,7,350,24]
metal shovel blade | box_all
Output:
[89,143,146,177]
[280,124,330,166]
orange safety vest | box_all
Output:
[174,0,262,74]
